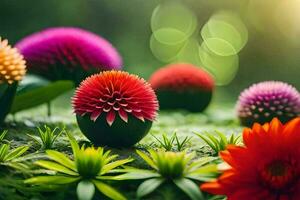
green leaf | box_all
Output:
[0,144,9,160]
[137,178,165,198]
[67,133,80,159]
[26,134,41,144]
[95,176,123,180]
[4,162,30,171]
[114,170,160,180]
[215,131,228,150]
[93,180,127,200]
[187,157,218,172]
[136,150,157,169]
[206,134,220,150]
[195,133,217,151]
[35,160,78,176]
[11,79,74,114]
[173,178,204,200]
[185,174,218,182]
[5,146,29,161]
[77,180,95,200]
[25,175,80,185]
[46,150,76,171]
[12,152,46,162]
[208,195,227,200]
[16,75,49,94]
[0,130,8,141]
[189,164,218,175]
[101,158,133,175]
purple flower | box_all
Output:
[16,27,122,82]
[236,81,300,127]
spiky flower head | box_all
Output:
[75,146,113,178]
[73,71,158,126]
[154,151,192,179]
[236,81,300,127]
[16,27,122,82]
[0,38,26,84]
[149,63,214,112]
[149,63,214,92]
[73,71,158,147]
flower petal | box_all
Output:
[118,109,128,123]
[200,181,224,195]
[90,110,102,121]
[269,118,283,134]
[283,117,300,137]
[106,110,116,126]
[242,128,252,147]
[132,111,145,122]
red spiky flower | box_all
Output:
[149,63,214,112]
[72,71,159,147]
[201,117,300,200]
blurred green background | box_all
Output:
[1,0,300,103]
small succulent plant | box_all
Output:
[236,81,300,127]
[73,71,159,147]
[0,37,26,124]
[149,63,214,112]
[115,150,218,200]
[25,134,132,200]
[0,143,29,171]
[16,27,122,84]
[151,132,192,151]
[27,125,65,150]
[195,131,241,156]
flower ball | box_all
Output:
[236,81,300,127]
[16,27,122,83]
[149,63,214,112]
[0,37,26,124]
[72,71,159,147]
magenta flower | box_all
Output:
[16,27,122,82]
[236,81,300,127]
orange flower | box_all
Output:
[201,117,300,200]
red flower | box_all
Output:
[201,117,300,200]
[72,71,158,126]
[149,63,214,92]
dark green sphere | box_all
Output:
[76,114,153,148]
[156,89,213,112]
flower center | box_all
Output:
[156,152,185,179]
[101,91,130,112]
[261,160,296,191]
[267,161,287,176]
[76,148,103,178]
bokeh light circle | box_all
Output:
[211,11,248,49]
[202,37,237,56]
[175,38,202,66]
[201,11,248,56]
[150,32,186,63]
[153,28,187,45]
[198,42,239,85]
[151,1,197,40]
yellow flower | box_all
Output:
[0,38,26,84]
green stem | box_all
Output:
[0,82,18,125]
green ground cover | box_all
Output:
[1,91,241,200]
